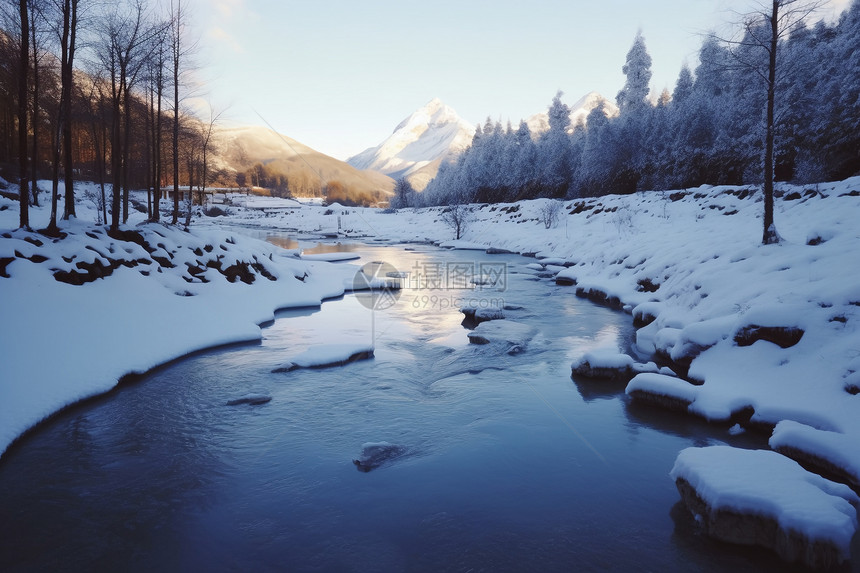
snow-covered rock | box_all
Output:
[671,446,859,569]
[272,343,374,372]
[626,373,699,413]
[571,349,668,381]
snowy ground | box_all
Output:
[2,177,860,561]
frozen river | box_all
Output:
[0,240,821,571]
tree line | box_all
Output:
[1,0,225,232]
[420,0,860,243]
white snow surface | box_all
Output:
[670,446,859,554]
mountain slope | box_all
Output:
[347,98,475,190]
[526,91,618,136]
[214,125,394,202]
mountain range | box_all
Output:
[210,92,615,202]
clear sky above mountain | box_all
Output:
[188,0,849,161]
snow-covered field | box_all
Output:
[2,177,860,562]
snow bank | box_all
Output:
[0,190,358,458]
[671,446,858,567]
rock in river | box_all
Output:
[353,442,407,472]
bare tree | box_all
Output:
[95,0,150,232]
[440,203,472,240]
[717,0,823,244]
[200,106,222,195]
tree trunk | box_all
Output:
[17,0,29,229]
[762,0,780,245]
[30,11,39,207]
[122,85,131,223]
[110,72,123,232]
[61,0,78,220]
[172,69,179,224]
[154,53,163,223]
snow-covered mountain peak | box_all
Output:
[349,99,475,190]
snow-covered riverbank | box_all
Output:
[0,187,359,458]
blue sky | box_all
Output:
[188,0,849,160]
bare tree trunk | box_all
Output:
[154,51,163,223]
[29,7,39,207]
[110,67,122,232]
[98,113,107,225]
[18,0,30,229]
[61,0,78,220]
[171,0,182,225]
[122,85,131,223]
[762,0,780,245]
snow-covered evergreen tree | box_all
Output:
[616,31,653,114]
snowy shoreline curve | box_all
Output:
[0,196,357,459]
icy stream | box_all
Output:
[0,241,850,572]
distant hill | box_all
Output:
[347,98,475,191]
[212,125,394,205]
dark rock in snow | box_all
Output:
[734,325,804,348]
[353,442,407,472]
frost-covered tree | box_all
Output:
[616,31,653,114]
[390,177,414,209]
[672,64,694,105]
[537,91,573,197]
